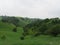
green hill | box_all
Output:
[1,16,34,27]
[0,16,60,45]
[0,21,15,31]
[0,20,23,45]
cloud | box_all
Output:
[0,0,60,18]
[48,0,60,18]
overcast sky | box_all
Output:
[0,0,60,18]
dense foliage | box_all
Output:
[23,18,60,37]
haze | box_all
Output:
[0,0,60,18]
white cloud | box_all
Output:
[48,0,60,18]
[0,0,60,18]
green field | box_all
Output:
[0,22,60,45]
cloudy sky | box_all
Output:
[0,0,60,18]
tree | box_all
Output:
[1,16,20,32]
[46,24,60,37]
[2,16,20,27]
[39,24,48,34]
[20,36,24,40]
[1,35,6,40]
[1,16,8,22]
[13,27,17,32]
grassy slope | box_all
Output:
[0,17,60,45]
[0,21,24,45]
[0,22,60,45]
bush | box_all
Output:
[13,27,17,32]
[33,32,41,37]
[20,36,24,40]
[1,35,6,40]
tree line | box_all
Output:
[23,18,60,37]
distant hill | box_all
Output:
[0,16,38,27]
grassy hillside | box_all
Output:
[1,16,34,27]
[0,21,24,45]
[0,16,60,45]
[0,21,15,31]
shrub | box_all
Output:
[20,36,24,40]
[1,35,6,40]
[13,27,17,32]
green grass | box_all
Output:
[0,22,60,45]
[0,34,60,45]
[0,16,2,20]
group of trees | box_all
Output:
[23,18,60,37]
[1,16,20,27]
[1,16,60,37]
[1,16,20,32]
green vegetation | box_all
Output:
[24,18,60,37]
[0,16,60,45]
